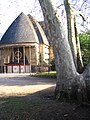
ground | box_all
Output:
[0,74,90,120]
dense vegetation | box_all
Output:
[79,31,90,67]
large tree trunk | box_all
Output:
[38,0,89,102]
[64,0,84,73]
[64,0,77,69]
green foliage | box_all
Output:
[33,71,56,78]
[79,31,90,66]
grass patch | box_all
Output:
[33,71,57,78]
[0,97,44,120]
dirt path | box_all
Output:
[0,75,56,97]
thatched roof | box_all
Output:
[0,12,39,44]
[28,15,49,46]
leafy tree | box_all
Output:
[79,31,90,66]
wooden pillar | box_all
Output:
[18,47,19,63]
[35,45,38,65]
[23,46,25,73]
[3,48,6,73]
[12,47,14,63]
[35,45,39,73]
[8,48,10,63]
[0,49,3,73]
[29,46,31,73]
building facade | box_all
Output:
[0,13,50,73]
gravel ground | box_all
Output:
[0,74,56,97]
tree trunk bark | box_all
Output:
[64,0,84,73]
[38,0,89,102]
[64,0,77,69]
[74,16,84,73]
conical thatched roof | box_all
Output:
[28,15,49,46]
[0,12,39,44]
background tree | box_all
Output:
[64,0,86,73]
[79,30,90,67]
[38,0,90,102]
[64,0,78,69]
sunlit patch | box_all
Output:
[0,84,55,97]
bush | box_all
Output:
[79,31,90,67]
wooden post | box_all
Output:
[3,48,6,73]
[29,46,31,73]
[35,45,39,73]
[23,46,25,73]
[12,47,14,63]
[1,49,3,73]
[18,47,19,63]
[8,48,10,63]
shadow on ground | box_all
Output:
[0,86,90,120]
[0,76,56,97]
[0,76,56,86]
